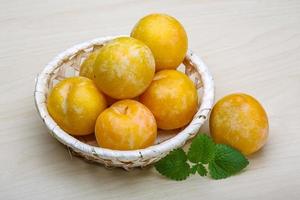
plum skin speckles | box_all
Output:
[209,93,269,155]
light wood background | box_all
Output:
[1,0,300,199]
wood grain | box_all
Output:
[1,0,300,199]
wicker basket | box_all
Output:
[34,36,214,170]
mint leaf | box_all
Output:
[187,134,215,164]
[155,149,190,181]
[208,160,230,179]
[190,165,198,174]
[209,144,249,179]
[196,163,208,176]
[191,163,208,176]
[154,134,250,181]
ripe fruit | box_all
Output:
[140,70,198,130]
[47,77,107,136]
[131,14,188,71]
[79,49,100,79]
[93,37,155,99]
[79,52,119,105]
[95,100,157,150]
[209,93,269,155]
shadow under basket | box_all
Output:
[34,36,215,170]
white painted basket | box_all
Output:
[34,36,214,170]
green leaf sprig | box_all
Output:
[154,134,249,181]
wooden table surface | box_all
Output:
[1,0,300,199]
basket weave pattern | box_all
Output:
[34,36,214,170]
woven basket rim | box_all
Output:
[34,36,214,162]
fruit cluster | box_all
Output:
[47,13,269,157]
[47,14,198,150]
